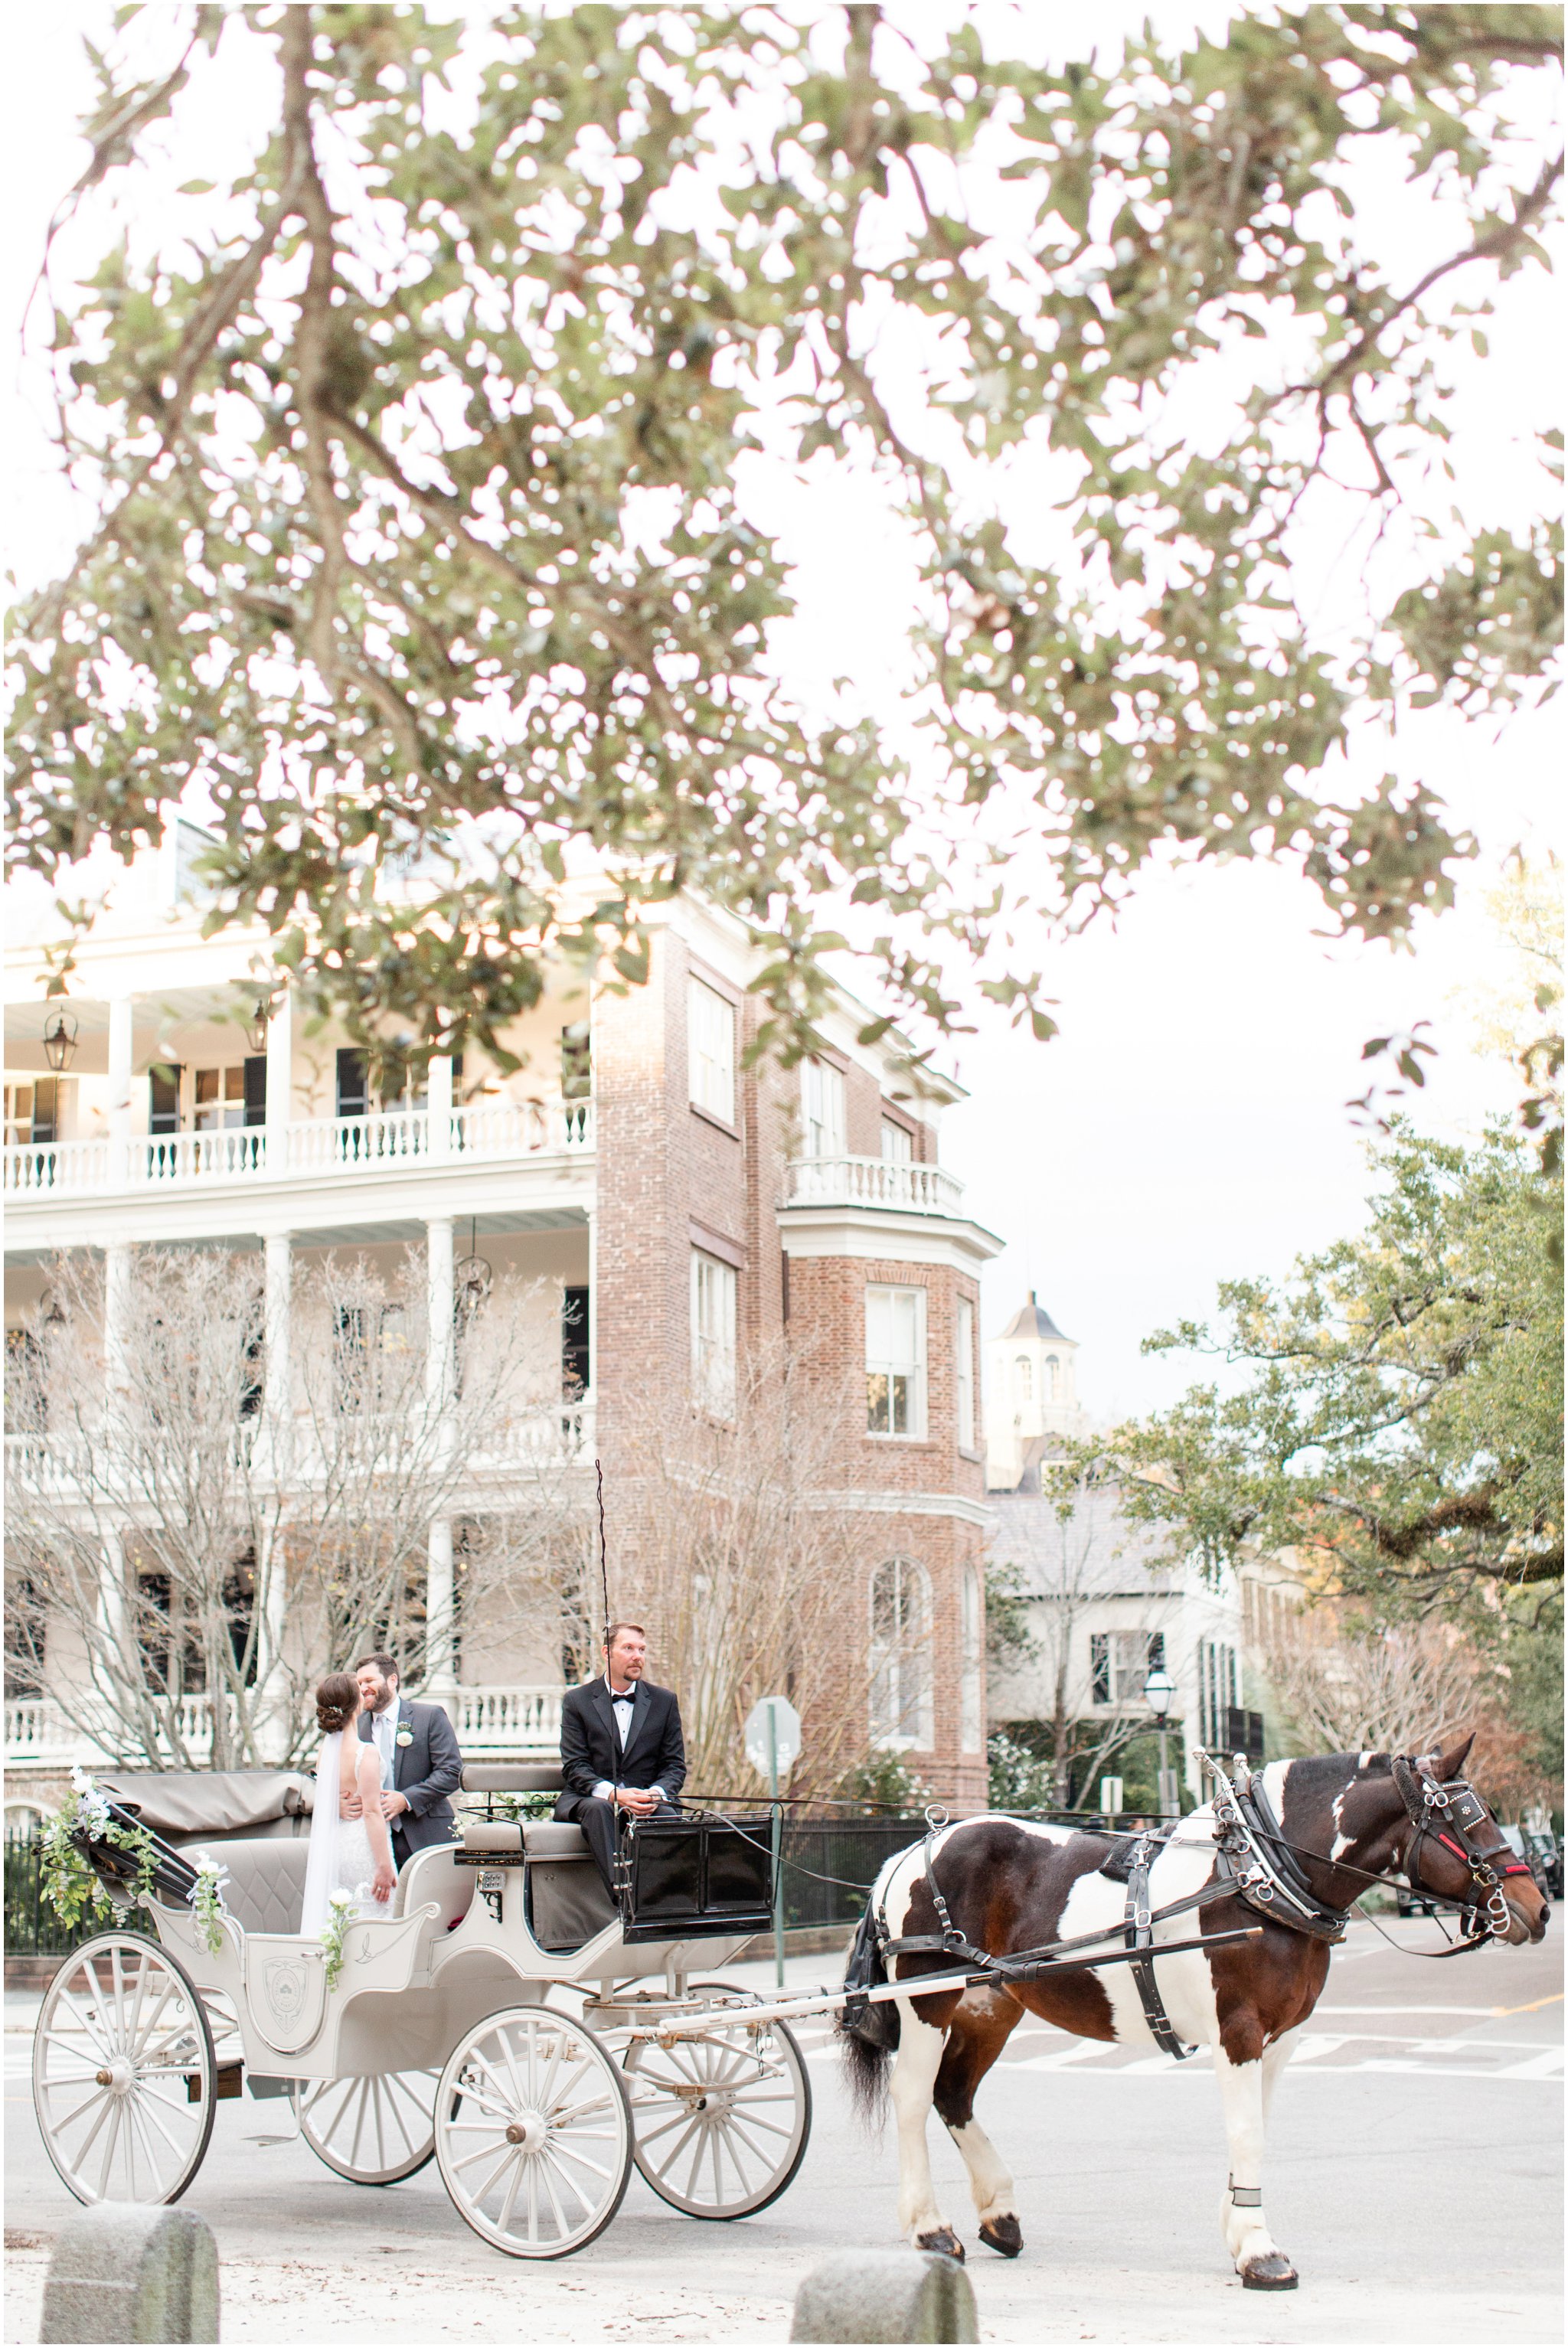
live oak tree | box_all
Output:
[1098,1125,1563,1612]
[7,5,1562,1069]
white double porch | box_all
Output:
[5,1685,566,1772]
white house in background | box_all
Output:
[5,825,996,1812]
[985,1292,1090,1488]
[983,1290,1250,1805]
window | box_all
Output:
[149,1064,182,1136]
[1089,1628,1166,1707]
[688,980,737,1124]
[956,1297,975,1450]
[691,1250,737,1416]
[336,1049,369,1120]
[866,1285,926,1437]
[4,1081,59,1146]
[800,1058,846,1159]
[1045,1352,1060,1400]
[1014,1353,1032,1404]
[194,1066,247,1131]
[1199,1640,1238,1745]
[881,1118,912,1164]
[870,1558,934,1749]
[960,1569,982,1753]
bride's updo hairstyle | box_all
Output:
[315,1673,359,1735]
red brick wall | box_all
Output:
[593,929,988,1810]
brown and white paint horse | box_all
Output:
[841,1740,1549,2288]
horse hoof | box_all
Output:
[916,2228,965,2264]
[1241,2254,1298,2291]
[979,2214,1023,2258]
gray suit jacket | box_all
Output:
[359,1696,462,1855]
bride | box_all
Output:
[301,1673,397,1932]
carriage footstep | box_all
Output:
[978,2212,1022,2258]
[1240,2252,1298,2291]
[914,2226,965,2263]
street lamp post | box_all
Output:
[1143,1663,1178,1818]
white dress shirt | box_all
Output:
[370,1701,398,1791]
[591,1677,665,1806]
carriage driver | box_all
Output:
[554,1623,687,1892]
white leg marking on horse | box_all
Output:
[1214,2043,1285,2273]
[945,2115,1016,2226]
[888,2007,951,2243]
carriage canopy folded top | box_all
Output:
[96,1768,314,1843]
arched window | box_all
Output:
[869,1557,934,1750]
[1014,1354,1033,1403]
[959,1569,983,1755]
[1045,1353,1060,1400]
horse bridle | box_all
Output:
[1390,1753,1537,1942]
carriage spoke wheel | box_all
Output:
[623,1982,812,2219]
[33,1933,216,2206]
[435,2006,632,2258]
[299,2069,439,2183]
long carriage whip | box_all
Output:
[596,1456,623,1840]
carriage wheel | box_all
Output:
[435,2006,632,2258]
[299,2069,439,2183]
[622,1981,812,2219]
[33,1933,217,2206]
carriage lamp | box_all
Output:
[41,1011,78,1074]
[1143,1665,1174,1721]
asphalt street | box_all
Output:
[5,1915,1560,2343]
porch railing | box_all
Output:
[782,1154,965,1216]
[2,1097,594,1197]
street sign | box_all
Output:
[1099,1776,1124,1817]
[745,1696,802,1781]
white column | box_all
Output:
[264,991,292,1170]
[259,1232,293,1756]
[427,1052,453,1161]
[90,1530,130,1762]
[96,1246,135,1751]
[425,1216,457,1710]
[107,993,135,1184]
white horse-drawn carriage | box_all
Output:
[33,1762,813,2258]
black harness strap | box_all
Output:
[1124,1828,1197,2059]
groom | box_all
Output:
[350,1653,464,1870]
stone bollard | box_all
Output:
[40,2203,219,2344]
[790,2249,978,2344]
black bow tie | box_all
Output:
[612,1687,635,1702]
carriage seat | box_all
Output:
[186,1838,313,1938]
[459,1817,591,1861]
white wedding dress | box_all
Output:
[300,1729,381,1933]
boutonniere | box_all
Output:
[395,1726,414,1748]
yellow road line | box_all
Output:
[1490,1991,1565,2017]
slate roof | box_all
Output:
[999,1291,1073,1344]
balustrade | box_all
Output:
[2,1096,593,1198]
[782,1154,965,1215]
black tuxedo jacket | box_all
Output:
[358,1695,462,1854]
[554,1677,686,1817]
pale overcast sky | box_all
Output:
[4,6,1558,1423]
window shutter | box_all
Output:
[1089,1633,1110,1706]
[243,1056,267,1127]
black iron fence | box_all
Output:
[778,1816,928,1932]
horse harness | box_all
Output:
[868,1753,1534,2050]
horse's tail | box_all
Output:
[837,1895,899,2128]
